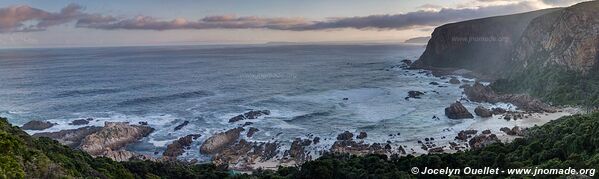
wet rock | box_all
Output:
[449,77,461,84]
[80,122,155,156]
[407,91,425,99]
[482,129,491,134]
[428,147,444,153]
[21,120,55,130]
[445,102,474,119]
[342,98,349,100]
[492,107,507,114]
[456,130,478,141]
[384,143,392,150]
[474,106,493,117]
[200,127,244,154]
[356,132,367,139]
[247,127,259,138]
[429,82,440,85]
[138,121,148,125]
[33,126,102,148]
[313,137,320,144]
[174,121,189,131]
[401,59,412,66]
[163,134,201,158]
[501,126,525,136]
[469,134,500,150]
[287,138,312,162]
[398,146,407,154]
[242,122,253,127]
[69,119,89,125]
[336,131,353,141]
[228,110,271,123]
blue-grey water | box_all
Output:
[0,44,495,161]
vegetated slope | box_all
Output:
[0,117,228,178]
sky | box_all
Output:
[0,0,588,48]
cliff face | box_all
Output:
[411,8,560,77]
[511,1,599,74]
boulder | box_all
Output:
[492,107,507,114]
[455,130,478,141]
[200,127,244,154]
[21,120,55,130]
[482,129,492,134]
[336,131,353,141]
[449,77,461,84]
[469,134,500,150]
[174,121,189,131]
[474,106,493,117]
[356,132,367,139]
[69,119,89,125]
[445,102,474,119]
[407,91,424,99]
[313,137,320,144]
[79,122,154,156]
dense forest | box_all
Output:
[2,111,598,178]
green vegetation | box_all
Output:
[0,117,229,179]
[2,111,599,178]
[492,63,599,108]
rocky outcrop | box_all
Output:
[356,132,367,139]
[247,127,259,138]
[464,82,555,112]
[500,126,526,136]
[163,134,201,158]
[469,134,500,150]
[336,131,353,140]
[456,130,477,141]
[79,122,154,156]
[286,138,313,162]
[228,110,271,123]
[69,119,91,125]
[212,140,279,169]
[21,120,55,130]
[33,126,102,148]
[474,106,493,117]
[200,127,244,154]
[411,8,560,78]
[444,102,474,119]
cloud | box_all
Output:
[290,1,540,31]
[0,3,84,32]
[76,15,312,31]
[0,1,589,33]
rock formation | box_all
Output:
[474,106,493,117]
[200,127,244,154]
[228,110,271,123]
[21,120,55,130]
[163,134,201,158]
[445,102,474,119]
[33,126,102,148]
[79,122,154,156]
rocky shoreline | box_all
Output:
[19,66,578,171]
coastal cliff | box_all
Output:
[413,1,599,106]
[411,8,560,77]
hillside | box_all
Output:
[0,117,228,178]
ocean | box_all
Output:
[0,44,505,161]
